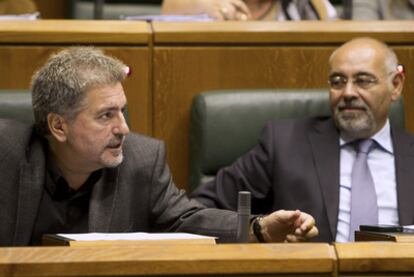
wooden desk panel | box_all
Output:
[0,20,149,44]
[0,243,335,276]
[34,0,66,19]
[335,242,414,276]
[152,21,414,190]
[153,21,414,44]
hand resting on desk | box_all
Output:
[256,210,319,242]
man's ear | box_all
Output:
[47,113,68,142]
[391,72,405,101]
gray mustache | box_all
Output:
[338,104,366,109]
[337,99,367,110]
[107,134,124,147]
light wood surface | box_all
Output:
[4,242,414,276]
[335,242,414,274]
[0,20,149,44]
[0,243,335,276]
[152,21,414,189]
[152,21,414,44]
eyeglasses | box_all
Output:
[328,74,381,90]
[328,71,395,91]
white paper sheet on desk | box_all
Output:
[57,232,216,241]
[122,14,214,22]
[403,225,414,233]
[0,12,39,20]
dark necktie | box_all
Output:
[349,139,378,241]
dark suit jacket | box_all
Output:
[0,119,237,246]
[191,117,414,242]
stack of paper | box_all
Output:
[43,232,217,246]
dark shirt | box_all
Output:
[30,155,102,245]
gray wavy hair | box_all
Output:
[31,47,127,136]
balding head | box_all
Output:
[329,37,398,76]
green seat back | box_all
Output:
[0,90,34,123]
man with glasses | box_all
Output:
[191,37,412,242]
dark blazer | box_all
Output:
[191,117,414,242]
[0,119,237,246]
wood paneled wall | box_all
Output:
[34,0,66,19]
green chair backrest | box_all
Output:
[0,90,34,123]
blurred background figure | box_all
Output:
[0,0,37,14]
[161,0,338,21]
[70,0,162,19]
[352,0,414,20]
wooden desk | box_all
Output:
[0,20,151,135]
[152,21,414,189]
[0,243,335,276]
[336,242,414,276]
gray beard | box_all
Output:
[334,108,376,140]
[101,152,124,168]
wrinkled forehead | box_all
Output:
[79,82,126,110]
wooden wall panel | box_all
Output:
[105,47,150,135]
[395,47,414,134]
[34,0,66,19]
[0,46,50,89]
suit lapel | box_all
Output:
[13,140,45,245]
[88,168,119,232]
[393,128,414,225]
[308,118,340,239]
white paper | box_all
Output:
[0,12,40,20]
[403,225,414,233]
[122,14,214,22]
[57,232,216,241]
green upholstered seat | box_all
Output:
[189,89,405,191]
[0,90,34,123]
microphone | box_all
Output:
[237,191,251,243]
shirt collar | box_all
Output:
[339,119,393,154]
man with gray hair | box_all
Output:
[0,47,318,246]
[192,37,413,242]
